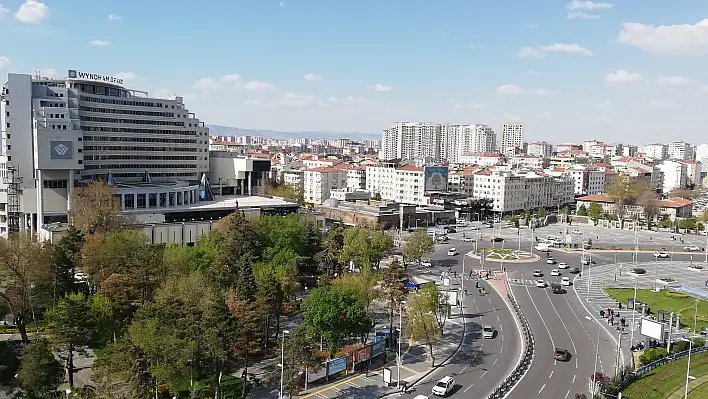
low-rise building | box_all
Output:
[575,195,693,220]
[527,141,553,157]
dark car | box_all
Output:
[446,227,457,233]
[491,237,504,243]
[569,267,581,274]
[551,282,564,294]
[701,327,708,336]
[554,348,570,361]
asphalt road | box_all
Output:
[401,242,522,398]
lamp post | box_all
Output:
[397,301,406,389]
[586,316,601,396]
[280,330,290,399]
[679,337,694,399]
[630,277,638,349]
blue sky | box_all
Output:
[2,0,708,144]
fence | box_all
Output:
[606,345,708,397]
[486,288,536,399]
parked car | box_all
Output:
[547,258,556,265]
[463,236,474,242]
[482,325,495,339]
[554,348,570,361]
[535,280,547,288]
[558,262,568,269]
[432,376,455,397]
[491,237,504,243]
[533,269,543,277]
[654,251,670,258]
[685,246,701,251]
[551,269,560,276]
[561,276,571,286]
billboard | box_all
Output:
[640,317,664,340]
[326,356,348,376]
[354,346,371,364]
[371,341,386,358]
[50,141,73,159]
[424,167,449,192]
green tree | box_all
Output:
[0,233,54,343]
[70,180,124,234]
[537,208,546,218]
[162,242,217,275]
[406,288,440,366]
[316,226,344,276]
[280,326,322,395]
[577,204,588,216]
[420,283,449,335]
[606,174,641,226]
[403,229,435,265]
[45,292,101,388]
[16,339,64,398]
[638,347,667,365]
[52,225,84,305]
[302,285,373,352]
[381,260,406,347]
[587,202,604,225]
[659,215,673,229]
[339,227,393,270]
[638,188,659,230]
[226,290,266,398]
[371,192,382,201]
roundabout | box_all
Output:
[470,247,540,263]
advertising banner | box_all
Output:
[50,141,73,159]
[424,167,449,192]
[354,346,371,364]
[326,356,348,376]
[371,340,385,358]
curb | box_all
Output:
[378,291,468,398]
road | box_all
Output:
[399,241,522,398]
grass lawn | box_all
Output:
[604,288,708,332]
[478,248,514,259]
[174,374,250,398]
[621,353,708,398]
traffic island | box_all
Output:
[468,248,540,263]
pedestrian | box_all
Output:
[479,288,482,295]
[476,281,479,288]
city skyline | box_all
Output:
[2,1,708,143]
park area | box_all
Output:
[621,352,708,398]
[604,288,708,332]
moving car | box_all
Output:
[554,348,570,361]
[551,269,560,276]
[535,279,547,288]
[447,248,459,256]
[580,257,595,265]
[456,221,468,227]
[690,264,704,270]
[533,269,543,277]
[485,223,494,228]
[482,325,495,339]
[491,237,504,242]
[547,258,556,265]
[685,245,701,251]
[469,225,479,230]
[561,276,571,286]
[436,235,449,242]
[421,259,432,267]
[654,251,670,258]
[463,236,474,242]
[432,376,455,396]
[558,262,569,269]
[570,267,581,274]
[572,229,582,234]
[551,282,564,294]
[536,242,551,252]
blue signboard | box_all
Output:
[424,167,449,192]
[372,341,385,357]
[326,356,348,376]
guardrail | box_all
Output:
[606,346,708,397]
[486,290,535,399]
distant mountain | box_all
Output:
[206,125,380,141]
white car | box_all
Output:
[558,262,569,269]
[533,269,543,277]
[561,277,571,286]
[654,251,670,258]
[456,221,468,227]
[482,325,495,339]
[463,236,474,242]
[685,246,701,252]
[547,258,556,265]
[551,269,560,276]
[535,279,547,288]
[421,259,432,267]
[432,376,455,396]
[447,248,459,256]
[572,229,582,234]
[469,225,479,230]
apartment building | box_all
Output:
[442,124,497,163]
[622,145,638,157]
[500,123,524,156]
[565,165,606,196]
[527,141,553,157]
[679,160,702,187]
[448,170,475,197]
[556,143,582,153]
[472,169,574,213]
[668,141,694,161]
[303,167,348,204]
[459,153,506,166]
[509,155,544,169]
[657,160,688,193]
[366,163,428,205]
[380,122,442,161]
[639,143,668,160]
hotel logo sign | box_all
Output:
[50,141,73,159]
[67,69,123,86]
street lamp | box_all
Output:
[585,316,602,396]
[65,389,71,399]
[629,276,639,350]
[397,300,407,390]
[679,336,695,399]
[279,330,290,399]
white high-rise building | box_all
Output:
[0,71,210,237]
[379,122,442,161]
[667,141,693,161]
[696,143,708,164]
[527,141,553,157]
[443,124,496,163]
[500,123,524,156]
[658,160,688,193]
[639,143,668,160]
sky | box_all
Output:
[2,0,708,144]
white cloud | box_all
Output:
[0,56,11,70]
[531,88,559,96]
[276,92,314,107]
[645,100,676,109]
[193,74,248,90]
[497,84,525,95]
[604,70,643,84]
[468,43,484,49]
[153,88,175,99]
[108,14,121,21]
[566,0,613,10]
[516,43,592,58]
[567,11,599,20]
[329,96,376,105]
[539,112,551,119]
[115,72,137,82]
[279,1,286,7]
[0,4,9,20]
[89,40,110,47]
[369,83,392,92]
[656,75,691,86]
[453,103,487,110]
[595,101,612,109]
[193,77,218,91]
[304,73,323,81]
[221,74,242,84]
[243,80,275,90]
[14,0,48,23]
[617,20,708,56]
[525,70,539,76]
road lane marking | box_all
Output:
[493,358,498,365]
[480,370,488,378]
[549,370,554,378]
[572,375,576,383]
[497,315,500,321]
[464,383,475,393]
[500,324,503,331]
[501,334,504,342]
[566,389,571,398]
[524,285,557,349]
[539,384,546,394]
[544,286,578,360]
[500,345,503,353]
[576,358,578,369]
[460,365,469,373]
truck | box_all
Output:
[535,242,551,252]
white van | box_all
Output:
[535,242,551,252]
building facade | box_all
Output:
[527,141,553,157]
[639,143,668,160]
[668,141,694,161]
[500,123,524,156]
[472,169,574,213]
[657,160,688,193]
